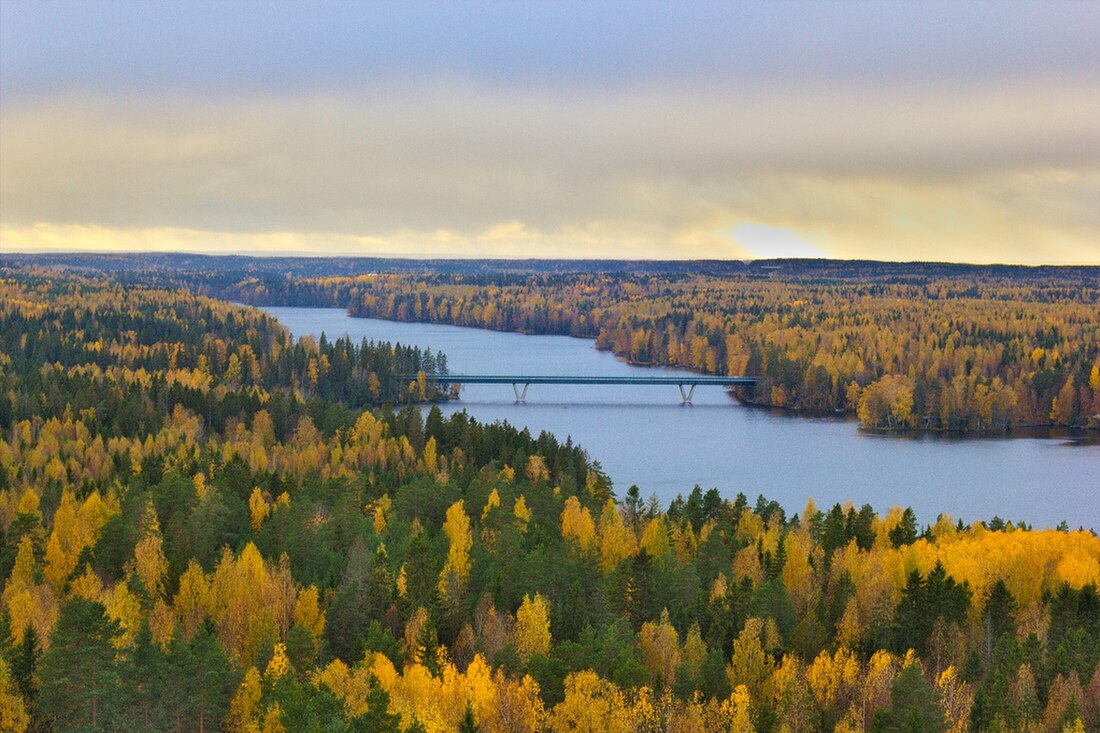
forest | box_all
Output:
[0,262,1097,732]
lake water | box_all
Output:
[266,306,1099,529]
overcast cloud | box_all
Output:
[1,1,1097,262]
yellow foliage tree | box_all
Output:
[174,559,210,639]
[515,593,552,663]
[423,436,438,475]
[561,496,597,554]
[598,499,637,573]
[43,490,79,588]
[728,618,775,709]
[261,704,286,733]
[482,488,501,521]
[266,642,290,679]
[0,657,29,733]
[249,487,270,532]
[16,489,39,516]
[206,543,293,662]
[193,472,209,501]
[494,668,545,733]
[937,666,973,733]
[3,536,59,646]
[42,532,72,590]
[806,646,861,720]
[293,585,325,647]
[682,623,708,678]
[371,494,392,534]
[134,502,169,598]
[780,528,817,615]
[226,666,263,733]
[439,501,473,606]
[639,609,680,687]
[513,495,532,531]
[105,582,143,649]
[547,670,634,733]
[639,516,671,561]
[525,455,550,485]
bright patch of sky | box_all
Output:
[731,223,828,260]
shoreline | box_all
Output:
[263,302,1099,441]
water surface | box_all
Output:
[266,306,1098,529]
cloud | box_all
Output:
[0,221,747,260]
[1,76,1097,263]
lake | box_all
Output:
[265,306,1099,529]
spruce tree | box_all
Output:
[457,701,481,733]
[872,663,948,733]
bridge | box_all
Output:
[428,374,758,404]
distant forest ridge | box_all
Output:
[3,252,1098,282]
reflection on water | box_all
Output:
[266,306,1099,529]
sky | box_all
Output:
[1,1,1098,264]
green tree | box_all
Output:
[38,598,124,732]
[889,508,918,548]
[983,579,1018,648]
[348,682,403,732]
[894,563,970,654]
[164,618,237,733]
[122,622,171,731]
[457,701,481,733]
[10,624,39,729]
[872,663,947,733]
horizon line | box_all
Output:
[3,249,1100,269]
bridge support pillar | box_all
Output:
[512,383,530,404]
[678,383,696,404]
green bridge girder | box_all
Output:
[412,374,758,404]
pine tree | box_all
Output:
[38,598,124,731]
[122,622,170,731]
[186,619,238,733]
[164,619,237,733]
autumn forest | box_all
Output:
[226,263,1099,434]
[0,256,1097,732]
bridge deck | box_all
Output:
[432,374,757,386]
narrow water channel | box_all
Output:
[265,306,1099,529]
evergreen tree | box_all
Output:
[984,579,1018,649]
[38,598,124,732]
[327,538,381,664]
[10,624,39,731]
[872,663,947,733]
[164,619,237,733]
[402,530,440,613]
[618,550,657,629]
[122,622,171,731]
[888,508,918,548]
[347,682,402,733]
[457,701,481,733]
[894,562,970,654]
[10,625,37,712]
[365,545,396,621]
